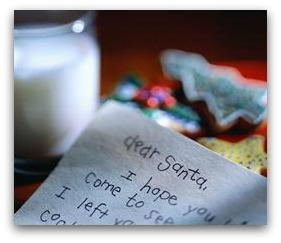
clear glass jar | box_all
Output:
[14,10,100,161]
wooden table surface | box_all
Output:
[14,10,267,212]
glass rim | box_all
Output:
[14,10,95,37]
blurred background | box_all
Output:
[97,10,267,94]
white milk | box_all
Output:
[14,32,100,159]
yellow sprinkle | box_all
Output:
[198,135,267,175]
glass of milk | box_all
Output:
[14,11,100,162]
